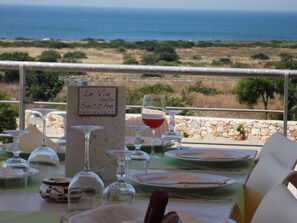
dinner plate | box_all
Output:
[164,148,254,163]
[129,172,235,189]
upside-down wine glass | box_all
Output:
[2,130,30,189]
[55,111,67,153]
[126,125,150,177]
[141,94,166,159]
[28,108,59,167]
[103,149,135,205]
[68,125,105,210]
[161,110,183,150]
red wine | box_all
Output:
[142,117,165,129]
[144,189,169,223]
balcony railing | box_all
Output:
[0,61,297,138]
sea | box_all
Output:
[0,4,297,41]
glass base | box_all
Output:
[68,170,105,210]
[103,181,135,205]
[162,131,183,150]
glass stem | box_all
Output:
[13,137,20,159]
[84,132,91,171]
[151,129,156,156]
[41,117,47,146]
[116,158,126,182]
[169,114,175,131]
[135,129,141,152]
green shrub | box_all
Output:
[63,51,87,59]
[251,53,270,60]
[187,81,219,95]
[123,55,139,65]
[38,50,61,62]
[0,52,34,83]
[0,92,18,143]
[26,71,64,101]
[141,54,158,65]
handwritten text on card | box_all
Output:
[78,87,117,116]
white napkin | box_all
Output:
[18,124,60,153]
[177,149,233,160]
[69,204,145,223]
[136,173,203,183]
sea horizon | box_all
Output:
[0,4,297,41]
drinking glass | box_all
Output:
[68,125,105,210]
[28,108,59,167]
[103,149,135,205]
[55,111,67,153]
[126,125,150,177]
[2,130,30,189]
[161,110,183,150]
[141,94,166,159]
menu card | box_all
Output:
[65,85,126,185]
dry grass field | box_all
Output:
[0,41,295,119]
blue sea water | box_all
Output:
[0,4,297,41]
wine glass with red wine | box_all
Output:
[141,94,166,159]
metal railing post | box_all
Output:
[283,72,289,136]
[19,63,26,130]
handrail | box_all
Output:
[0,61,296,137]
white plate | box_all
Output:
[129,172,235,189]
[164,148,254,163]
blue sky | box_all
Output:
[0,0,296,11]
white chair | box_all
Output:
[251,179,297,223]
[244,153,295,223]
[256,132,297,169]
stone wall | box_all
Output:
[173,116,297,142]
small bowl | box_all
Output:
[40,177,71,203]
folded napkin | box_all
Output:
[18,124,60,153]
[177,149,241,160]
[69,204,145,223]
[136,173,202,183]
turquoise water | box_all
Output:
[0,4,297,41]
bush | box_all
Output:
[141,54,158,65]
[251,53,270,60]
[38,50,61,62]
[0,92,18,143]
[0,52,34,82]
[63,51,87,59]
[26,71,64,101]
[187,81,219,95]
[123,55,139,65]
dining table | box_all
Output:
[0,146,258,223]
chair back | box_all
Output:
[257,132,297,169]
[245,153,294,223]
[251,182,297,223]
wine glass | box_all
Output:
[2,130,30,189]
[68,125,105,210]
[141,94,166,159]
[28,108,59,167]
[161,110,183,150]
[54,111,67,153]
[103,149,135,205]
[126,125,150,177]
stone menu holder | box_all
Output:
[65,84,126,185]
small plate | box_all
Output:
[164,148,254,163]
[129,172,235,190]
